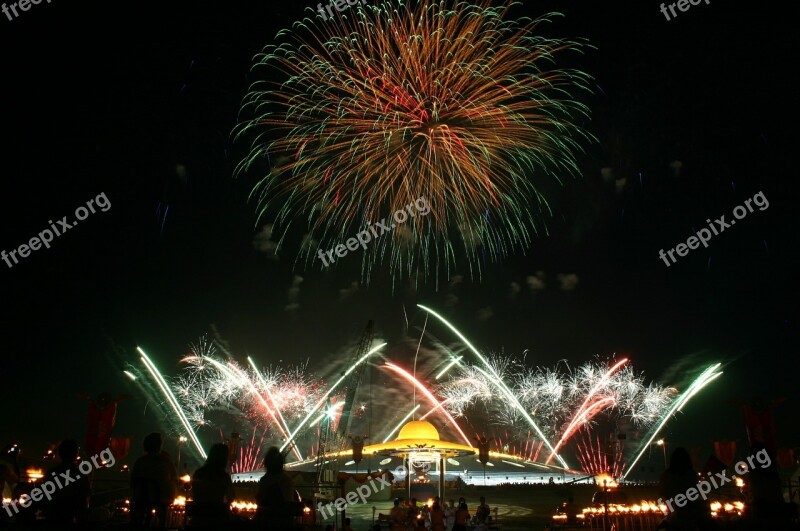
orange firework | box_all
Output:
[235,0,594,282]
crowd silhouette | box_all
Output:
[0,434,798,530]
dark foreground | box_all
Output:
[3,483,798,530]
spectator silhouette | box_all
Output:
[476,496,490,523]
[444,499,456,530]
[130,433,178,528]
[745,444,791,525]
[562,496,580,526]
[255,446,296,528]
[189,443,235,529]
[658,447,713,530]
[407,497,419,526]
[44,439,90,526]
[453,501,470,531]
[390,497,406,531]
[429,497,445,531]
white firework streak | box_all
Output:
[439,356,676,444]
[173,339,326,439]
[438,355,516,421]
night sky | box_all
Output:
[1,0,797,470]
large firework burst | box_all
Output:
[173,338,326,436]
[235,0,594,282]
[438,357,676,448]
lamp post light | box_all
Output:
[656,439,667,468]
[178,435,188,469]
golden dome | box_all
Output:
[397,420,440,441]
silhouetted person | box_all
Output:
[390,497,406,531]
[44,439,90,526]
[658,447,712,530]
[255,446,295,528]
[130,433,178,528]
[475,496,490,523]
[453,502,470,531]
[407,497,419,527]
[562,496,580,525]
[429,497,445,531]
[745,444,789,525]
[445,499,456,530]
[419,499,430,524]
[189,443,235,528]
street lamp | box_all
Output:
[656,439,667,468]
[178,436,188,469]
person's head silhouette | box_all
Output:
[667,447,694,473]
[57,439,79,462]
[204,443,229,471]
[143,433,163,456]
[264,446,284,475]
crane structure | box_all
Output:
[337,320,373,439]
[315,320,374,486]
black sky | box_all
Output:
[1,0,797,469]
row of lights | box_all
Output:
[576,501,745,518]
[169,498,311,516]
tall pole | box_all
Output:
[177,436,187,470]
[407,456,412,501]
[341,483,346,531]
[438,457,444,500]
[368,358,373,474]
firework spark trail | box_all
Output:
[185,356,276,425]
[383,362,473,447]
[175,343,327,461]
[438,369,496,417]
[621,363,723,480]
[268,364,326,419]
[382,405,421,443]
[435,355,463,380]
[554,395,615,448]
[138,347,207,460]
[309,401,345,428]
[437,352,676,467]
[172,339,382,461]
[575,431,625,478]
[218,359,303,461]
[420,399,452,421]
[235,1,594,282]
[248,357,294,440]
[511,366,569,433]
[533,441,544,462]
[280,343,387,453]
[546,358,628,464]
[174,355,319,426]
[418,304,568,468]
[231,427,268,474]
